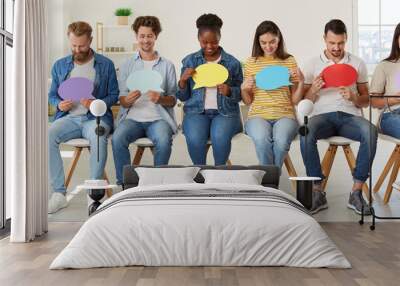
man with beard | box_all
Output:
[300,19,377,215]
[48,21,119,213]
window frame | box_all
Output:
[356,0,399,76]
[0,0,14,233]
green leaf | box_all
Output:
[114,8,132,16]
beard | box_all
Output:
[73,49,91,62]
[330,50,342,57]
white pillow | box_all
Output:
[200,169,266,185]
[135,167,201,186]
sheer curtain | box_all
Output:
[8,0,48,242]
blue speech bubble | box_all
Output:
[255,65,292,91]
[126,70,164,94]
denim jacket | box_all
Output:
[48,50,119,130]
[116,52,178,133]
[176,47,243,117]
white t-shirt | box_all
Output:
[69,57,95,116]
[126,59,162,122]
[204,56,221,110]
[303,52,368,117]
[370,60,400,113]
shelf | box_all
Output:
[102,25,131,29]
[96,22,136,65]
[101,51,136,55]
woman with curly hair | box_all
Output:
[177,13,243,165]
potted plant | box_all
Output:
[115,8,132,25]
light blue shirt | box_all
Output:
[117,52,178,133]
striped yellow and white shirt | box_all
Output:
[244,55,299,120]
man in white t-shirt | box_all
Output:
[301,19,377,215]
[112,16,178,186]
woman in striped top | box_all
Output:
[241,21,304,168]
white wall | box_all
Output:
[48,0,356,72]
[47,0,73,73]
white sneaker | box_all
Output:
[48,192,68,214]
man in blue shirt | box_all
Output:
[48,21,119,213]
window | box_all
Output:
[5,0,13,33]
[358,0,400,75]
[0,0,14,232]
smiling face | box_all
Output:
[136,26,157,53]
[198,30,220,58]
[69,32,92,62]
[324,31,347,59]
[259,32,279,57]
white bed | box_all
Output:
[50,183,351,269]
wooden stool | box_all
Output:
[62,138,112,197]
[131,138,155,165]
[320,136,369,198]
[373,133,400,204]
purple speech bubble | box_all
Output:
[58,77,95,102]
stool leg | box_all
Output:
[86,147,112,197]
[65,147,84,188]
[342,145,370,200]
[284,155,297,191]
[132,146,145,165]
[321,145,337,191]
[373,145,399,193]
[383,149,400,204]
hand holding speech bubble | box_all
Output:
[321,64,358,88]
[192,63,229,89]
[255,65,291,91]
[58,77,95,102]
[126,70,164,94]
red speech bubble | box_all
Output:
[321,64,358,88]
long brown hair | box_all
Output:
[384,23,400,62]
[251,21,291,60]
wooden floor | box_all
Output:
[0,222,399,286]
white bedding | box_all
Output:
[50,183,351,269]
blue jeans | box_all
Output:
[245,117,298,168]
[380,108,400,138]
[112,119,173,185]
[48,115,111,194]
[182,109,242,165]
[300,112,377,183]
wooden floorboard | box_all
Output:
[0,222,399,286]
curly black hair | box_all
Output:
[196,13,223,37]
